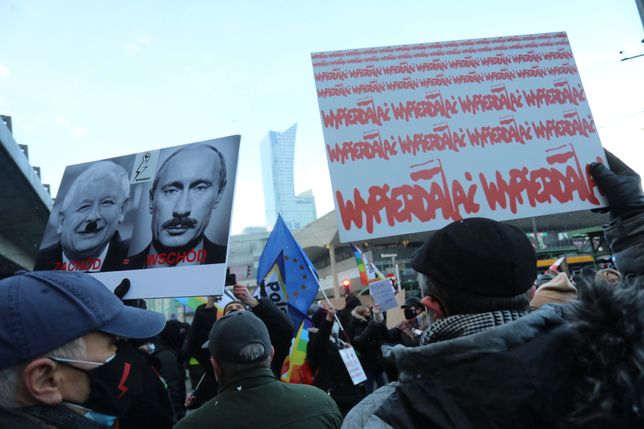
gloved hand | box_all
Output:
[113,278,147,309]
[113,278,131,299]
[589,150,644,220]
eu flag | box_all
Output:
[258,216,319,329]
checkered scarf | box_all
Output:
[420,310,527,345]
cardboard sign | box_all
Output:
[34,136,240,298]
[312,32,607,242]
[338,346,368,385]
[368,279,398,311]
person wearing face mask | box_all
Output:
[0,271,166,429]
[384,297,428,347]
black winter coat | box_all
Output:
[250,299,293,377]
[153,342,186,420]
[349,314,386,372]
[343,280,644,428]
[184,304,217,369]
[307,318,363,416]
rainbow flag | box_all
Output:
[280,319,313,384]
[174,296,207,310]
[351,244,385,286]
[175,289,237,319]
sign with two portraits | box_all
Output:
[35,136,240,298]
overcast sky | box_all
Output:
[1,0,642,234]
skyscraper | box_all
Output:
[261,123,317,230]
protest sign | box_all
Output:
[368,279,398,311]
[312,32,607,242]
[338,346,368,385]
[34,136,240,298]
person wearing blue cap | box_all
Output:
[0,271,166,429]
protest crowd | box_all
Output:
[0,145,641,429]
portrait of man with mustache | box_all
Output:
[128,144,228,268]
[34,161,131,272]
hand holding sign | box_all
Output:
[589,150,644,221]
[369,279,398,311]
[372,304,385,324]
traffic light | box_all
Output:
[342,279,351,296]
[386,273,398,291]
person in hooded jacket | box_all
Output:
[342,151,644,429]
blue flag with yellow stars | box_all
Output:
[258,216,320,330]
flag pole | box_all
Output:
[319,286,353,345]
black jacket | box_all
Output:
[184,303,218,369]
[349,312,386,372]
[385,321,420,347]
[307,318,363,416]
[153,341,186,420]
[250,299,293,377]
[117,342,175,429]
[343,280,644,428]
[188,299,293,406]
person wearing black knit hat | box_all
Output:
[343,154,644,429]
[412,217,536,344]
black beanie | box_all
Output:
[411,218,537,297]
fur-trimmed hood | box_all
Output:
[351,306,370,322]
[561,278,643,427]
[343,279,643,428]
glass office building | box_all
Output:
[260,123,317,230]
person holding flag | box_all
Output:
[231,282,293,377]
[307,303,364,417]
[184,283,292,409]
[256,216,321,331]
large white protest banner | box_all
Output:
[34,135,240,298]
[312,32,607,242]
